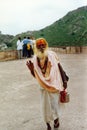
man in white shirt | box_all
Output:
[16,37,23,59]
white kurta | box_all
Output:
[32,50,64,124]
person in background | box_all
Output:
[26,37,33,58]
[26,38,68,130]
[30,36,36,56]
[22,37,27,58]
[22,36,33,58]
[16,37,23,59]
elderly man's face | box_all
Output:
[37,44,46,53]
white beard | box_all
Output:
[36,49,48,59]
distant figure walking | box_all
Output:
[16,37,23,59]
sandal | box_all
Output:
[54,118,60,128]
[47,123,51,130]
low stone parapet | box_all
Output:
[0,46,87,61]
[81,46,87,53]
[0,50,18,61]
[50,46,87,54]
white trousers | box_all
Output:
[17,50,22,59]
[40,88,61,124]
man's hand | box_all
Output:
[26,60,35,77]
[26,60,34,71]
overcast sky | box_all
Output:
[0,0,87,36]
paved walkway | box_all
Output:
[0,54,87,130]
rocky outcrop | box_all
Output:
[0,43,8,50]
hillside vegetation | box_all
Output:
[0,6,87,50]
[33,6,87,46]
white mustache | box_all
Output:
[36,49,48,59]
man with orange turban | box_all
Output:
[26,38,68,130]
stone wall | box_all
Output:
[50,46,87,54]
[0,50,18,61]
[81,46,87,53]
[0,47,87,61]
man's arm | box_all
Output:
[58,63,69,89]
[26,60,35,77]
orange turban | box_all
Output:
[36,38,48,47]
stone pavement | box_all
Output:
[0,54,87,130]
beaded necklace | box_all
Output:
[37,57,48,74]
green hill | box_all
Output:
[0,6,87,50]
[33,6,87,46]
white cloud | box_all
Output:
[0,0,87,35]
